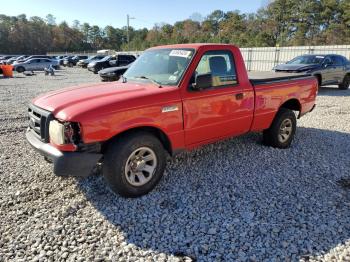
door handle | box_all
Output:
[235,93,244,100]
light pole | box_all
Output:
[127,14,135,51]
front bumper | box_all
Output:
[26,129,102,177]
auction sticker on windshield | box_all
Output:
[169,50,192,58]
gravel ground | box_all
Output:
[0,68,350,262]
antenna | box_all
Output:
[127,15,135,51]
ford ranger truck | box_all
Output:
[26,44,317,197]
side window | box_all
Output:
[324,57,332,65]
[194,50,237,88]
[331,56,343,66]
[335,56,344,66]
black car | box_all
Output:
[63,55,89,67]
[57,56,72,65]
[99,64,132,82]
[77,55,106,68]
[87,54,136,74]
[274,54,350,90]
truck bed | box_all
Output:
[248,71,312,85]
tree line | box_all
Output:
[0,0,349,54]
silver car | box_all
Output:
[14,58,59,73]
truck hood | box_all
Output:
[274,63,320,72]
[32,81,178,121]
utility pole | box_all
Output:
[127,14,135,51]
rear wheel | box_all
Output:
[16,66,25,73]
[103,132,166,197]
[339,74,350,90]
[263,108,296,149]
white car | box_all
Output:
[14,58,59,73]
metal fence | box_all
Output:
[240,45,350,71]
[48,45,350,72]
[47,51,99,57]
[47,50,142,57]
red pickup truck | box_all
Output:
[26,44,317,197]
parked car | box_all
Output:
[14,58,60,73]
[57,56,71,65]
[6,55,28,65]
[77,55,106,68]
[63,55,89,67]
[26,43,317,197]
[274,54,350,90]
[109,54,136,67]
[15,55,53,64]
[87,55,115,73]
[0,55,15,64]
[3,55,21,64]
[87,54,135,74]
[99,64,132,82]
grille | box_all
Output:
[28,104,53,142]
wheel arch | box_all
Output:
[101,126,173,156]
[279,98,302,118]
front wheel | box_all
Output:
[103,132,166,198]
[339,74,350,90]
[16,66,25,73]
[263,108,296,149]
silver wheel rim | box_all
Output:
[125,147,157,187]
[278,119,293,143]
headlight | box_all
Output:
[49,120,80,145]
[106,72,116,76]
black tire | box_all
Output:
[68,62,73,67]
[103,132,166,197]
[16,66,25,73]
[263,108,296,149]
[95,66,104,74]
[339,74,350,90]
[315,74,322,87]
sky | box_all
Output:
[1,0,265,29]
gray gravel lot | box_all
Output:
[0,68,350,261]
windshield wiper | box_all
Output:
[121,75,127,83]
[134,76,162,87]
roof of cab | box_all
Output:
[149,43,237,50]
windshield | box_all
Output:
[287,55,324,65]
[124,48,195,86]
[99,56,111,62]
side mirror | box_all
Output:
[192,73,212,90]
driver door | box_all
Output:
[322,57,334,84]
[182,50,254,146]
